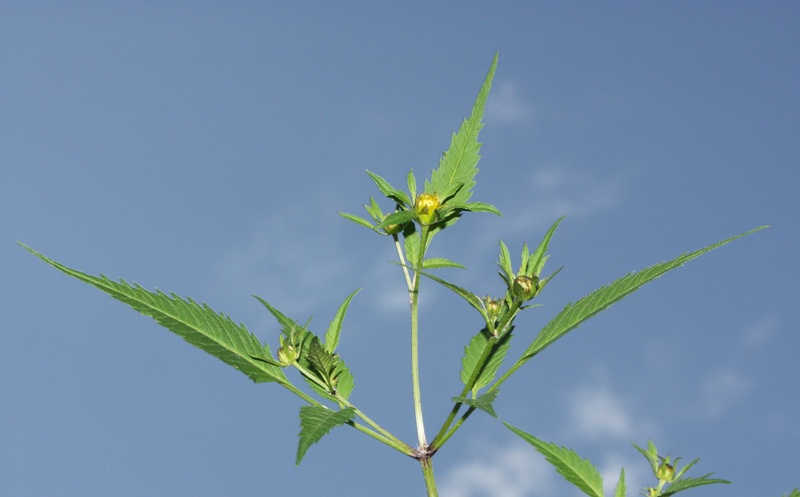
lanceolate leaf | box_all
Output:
[452,389,499,418]
[527,217,564,276]
[513,227,767,369]
[421,257,467,270]
[504,423,604,497]
[614,468,626,497]
[661,475,731,497]
[297,405,356,465]
[324,289,360,353]
[460,330,512,394]
[366,169,411,207]
[23,245,287,385]
[427,54,497,213]
[416,269,487,321]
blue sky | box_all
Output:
[2,3,798,496]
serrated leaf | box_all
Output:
[460,330,512,394]
[302,337,355,400]
[296,405,355,465]
[22,244,288,385]
[452,389,499,417]
[661,475,731,497]
[422,257,467,269]
[404,230,422,268]
[324,289,360,353]
[367,170,411,207]
[614,468,626,497]
[427,54,497,221]
[513,227,767,368]
[505,423,604,497]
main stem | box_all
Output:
[410,253,426,449]
[411,227,430,451]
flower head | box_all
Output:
[415,193,440,226]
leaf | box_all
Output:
[422,257,467,269]
[526,217,564,276]
[296,405,355,465]
[661,474,731,497]
[614,468,626,497]
[416,269,487,321]
[497,240,514,287]
[460,201,501,215]
[407,168,418,202]
[338,212,378,232]
[427,54,497,219]
[301,337,355,401]
[460,330,512,394]
[513,226,768,368]
[452,389,499,418]
[504,423,604,497]
[376,210,416,230]
[404,230,422,268]
[22,244,288,385]
[367,169,411,207]
[324,289,360,353]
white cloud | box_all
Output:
[502,167,627,235]
[485,81,532,124]
[214,213,350,317]
[568,385,635,440]
[741,313,780,348]
[698,367,755,419]
[439,443,557,497]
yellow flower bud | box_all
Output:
[415,193,440,225]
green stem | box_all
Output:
[420,456,438,497]
[411,227,430,449]
[393,233,414,293]
[291,363,414,456]
[428,303,521,452]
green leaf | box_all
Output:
[661,474,731,497]
[452,389,499,418]
[526,217,564,276]
[367,169,411,207]
[460,330,512,394]
[404,230,422,268]
[422,257,467,269]
[296,405,355,465]
[376,210,416,230]
[461,201,501,215]
[22,244,288,385]
[427,54,497,218]
[782,489,800,497]
[504,423,604,497]
[416,269,487,321]
[337,211,377,231]
[614,468,626,497]
[497,240,514,287]
[301,337,355,400]
[407,168,418,202]
[324,289,360,353]
[513,226,768,367]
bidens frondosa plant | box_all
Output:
[22,54,788,497]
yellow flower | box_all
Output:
[415,193,440,225]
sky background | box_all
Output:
[2,3,798,497]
